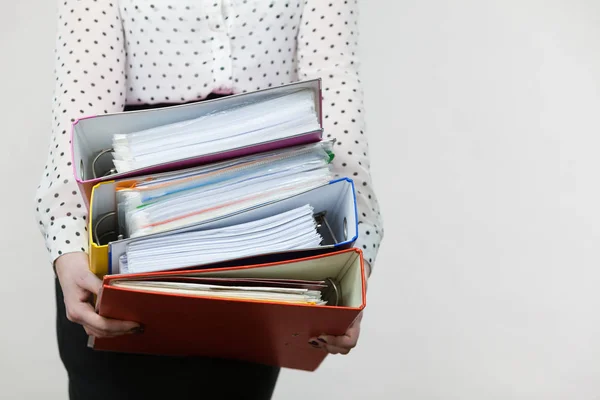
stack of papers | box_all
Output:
[120,205,323,274]
[112,89,319,173]
[109,277,330,305]
[116,142,334,238]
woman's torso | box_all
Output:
[120,0,305,105]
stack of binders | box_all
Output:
[71,79,367,372]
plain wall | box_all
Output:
[2,1,600,399]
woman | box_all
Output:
[35,1,383,399]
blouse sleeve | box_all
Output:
[296,0,384,268]
[34,0,127,265]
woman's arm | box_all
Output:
[35,0,127,265]
[35,0,140,338]
[297,0,384,269]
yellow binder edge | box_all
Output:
[88,180,115,278]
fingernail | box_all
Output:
[317,337,328,344]
[309,340,320,347]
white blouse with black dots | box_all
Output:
[35,0,384,269]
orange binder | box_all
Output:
[90,248,366,372]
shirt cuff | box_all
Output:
[44,217,89,266]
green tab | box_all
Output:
[325,150,335,163]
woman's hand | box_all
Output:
[55,252,142,338]
[309,312,363,355]
[308,260,371,355]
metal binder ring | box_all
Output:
[93,211,117,245]
[343,217,348,241]
[80,159,85,181]
[314,211,338,245]
[323,277,342,306]
[92,148,117,179]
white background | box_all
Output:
[2,1,600,399]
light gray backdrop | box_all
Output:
[2,1,600,399]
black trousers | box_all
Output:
[55,278,280,399]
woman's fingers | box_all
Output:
[75,270,103,296]
[308,312,363,354]
[83,325,116,339]
[83,324,136,339]
[56,252,142,338]
[320,334,358,350]
[323,344,351,355]
[309,334,357,354]
[68,302,141,337]
[307,339,350,354]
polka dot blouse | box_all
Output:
[34,0,384,269]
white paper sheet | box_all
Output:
[121,205,323,274]
[112,89,319,172]
[119,144,334,238]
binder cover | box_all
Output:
[90,248,366,372]
[71,79,323,208]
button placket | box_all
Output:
[207,0,232,91]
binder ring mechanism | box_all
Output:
[314,212,348,246]
[90,148,118,179]
[322,278,342,306]
[93,211,123,246]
